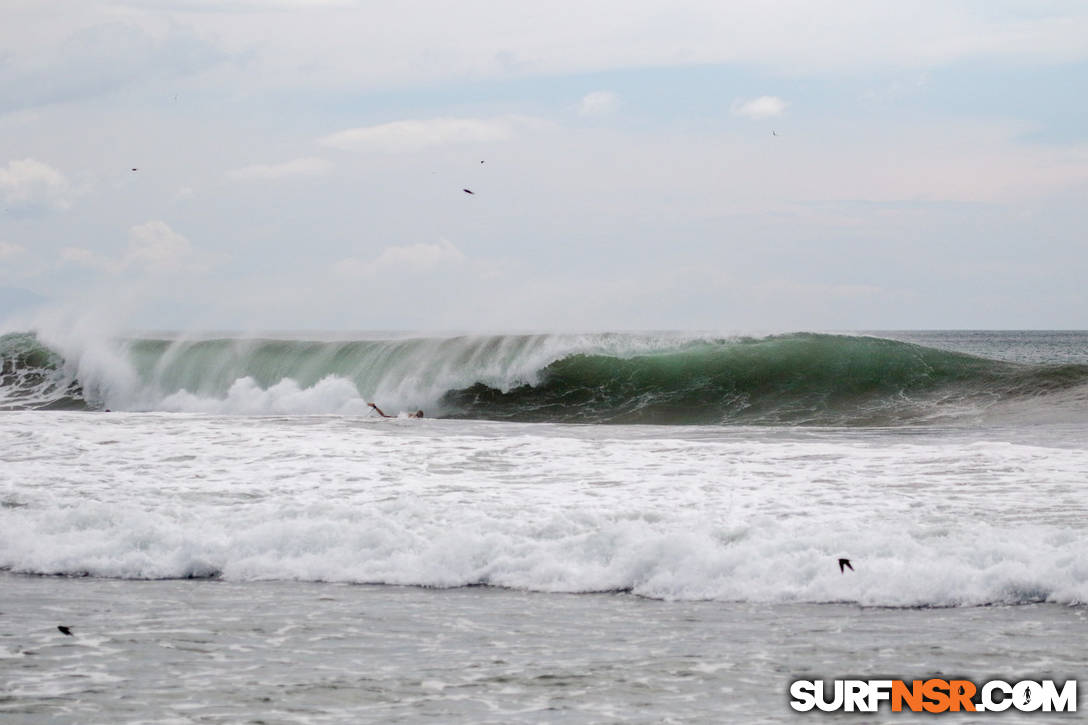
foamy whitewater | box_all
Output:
[1,330,1085,723]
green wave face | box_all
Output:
[442,334,1032,424]
[0,332,86,410]
[3,331,1087,424]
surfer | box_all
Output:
[368,403,423,418]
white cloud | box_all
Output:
[225,156,332,181]
[117,0,358,9]
[731,96,788,120]
[70,1,1088,100]
[60,221,208,274]
[125,221,195,271]
[0,158,71,213]
[372,239,464,269]
[578,91,620,117]
[7,2,1088,111]
[172,186,195,203]
[332,239,465,279]
[319,117,542,153]
[0,21,226,113]
[0,241,26,260]
[60,246,105,269]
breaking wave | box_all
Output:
[2,330,1086,425]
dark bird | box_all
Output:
[131,168,139,172]
[838,558,854,574]
[771,130,778,136]
[480,160,485,163]
[462,188,474,195]
[57,626,73,636]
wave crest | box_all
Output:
[2,331,1086,424]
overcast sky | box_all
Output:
[1,0,1086,332]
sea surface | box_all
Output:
[1,330,1085,723]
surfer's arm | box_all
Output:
[367,403,393,418]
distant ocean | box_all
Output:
[1,330,1085,723]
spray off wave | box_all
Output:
[2,330,1086,424]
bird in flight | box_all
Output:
[838,558,854,574]
[57,625,73,636]
[462,188,475,195]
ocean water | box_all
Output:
[1,330,1086,723]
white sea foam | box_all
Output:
[158,375,374,415]
[2,412,1085,607]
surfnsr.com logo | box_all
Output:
[789,679,1077,713]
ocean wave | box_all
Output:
[2,330,1086,424]
[0,332,87,410]
[1,500,1083,607]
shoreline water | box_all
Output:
[2,574,1085,724]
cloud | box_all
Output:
[8,3,1088,115]
[60,246,105,269]
[125,221,196,271]
[332,239,465,279]
[61,221,212,275]
[77,1,1088,100]
[578,91,620,117]
[172,187,195,203]
[0,158,72,213]
[226,156,332,181]
[116,0,359,10]
[319,116,544,153]
[0,241,26,260]
[731,96,788,120]
[0,21,226,112]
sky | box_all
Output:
[1,0,1086,332]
